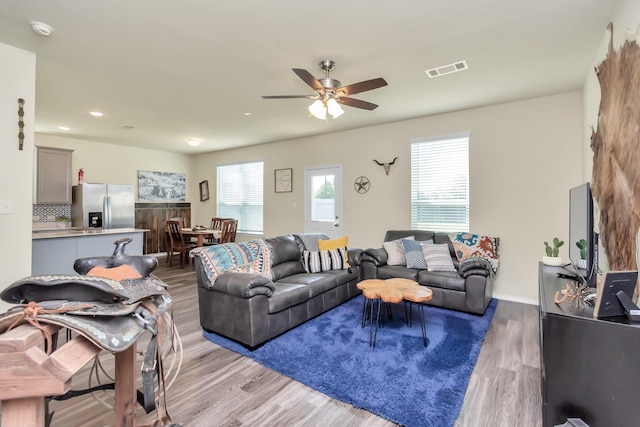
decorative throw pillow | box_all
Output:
[302,247,348,273]
[317,235,348,251]
[452,232,500,273]
[317,236,349,266]
[421,243,457,272]
[401,239,427,269]
[383,236,414,266]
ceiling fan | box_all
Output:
[262,59,388,119]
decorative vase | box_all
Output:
[576,259,587,269]
[57,221,69,228]
[543,255,562,266]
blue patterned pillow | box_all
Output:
[401,239,428,269]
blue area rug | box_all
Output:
[204,297,498,427]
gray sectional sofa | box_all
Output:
[362,230,494,315]
[195,234,362,348]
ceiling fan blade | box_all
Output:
[336,78,388,96]
[336,97,379,111]
[292,68,325,93]
[262,95,317,99]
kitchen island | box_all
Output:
[32,228,148,275]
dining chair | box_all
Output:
[208,217,234,244]
[166,220,197,268]
[218,219,238,244]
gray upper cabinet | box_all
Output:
[35,147,74,204]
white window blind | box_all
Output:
[216,161,264,233]
[411,135,469,232]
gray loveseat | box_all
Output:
[195,234,362,348]
[362,230,494,315]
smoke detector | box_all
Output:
[425,60,468,78]
[30,21,54,37]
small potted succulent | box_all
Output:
[576,239,587,269]
[543,237,564,266]
[56,215,71,228]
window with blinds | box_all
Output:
[216,161,264,233]
[411,134,469,232]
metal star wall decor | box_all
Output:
[354,176,370,194]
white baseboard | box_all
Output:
[493,293,538,306]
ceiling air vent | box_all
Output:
[425,60,468,78]
[115,124,136,130]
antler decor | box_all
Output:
[373,157,398,175]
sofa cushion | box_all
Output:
[277,273,339,298]
[302,247,348,273]
[377,264,419,281]
[266,235,306,281]
[421,243,457,272]
[383,236,414,266]
[268,283,310,313]
[452,232,500,273]
[401,239,428,269]
[417,270,466,292]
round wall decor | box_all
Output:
[354,176,370,194]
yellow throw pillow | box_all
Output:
[318,235,348,251]
[318,236,349,266]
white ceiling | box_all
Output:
[0,0,617,154]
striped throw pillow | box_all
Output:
[421,243,456,272]
[303,247,348,273]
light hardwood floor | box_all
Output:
[47,261,542,427]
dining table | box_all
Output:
[181,228,221,247]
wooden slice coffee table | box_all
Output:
[357,278,433,348]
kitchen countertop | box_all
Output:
[32,228,148,239]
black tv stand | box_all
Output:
[539,263,640,426]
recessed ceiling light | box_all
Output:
[58,126,70,131]
[187,138,201,147]
[90,111,103,117]
[243,112,252,116]
[30,21,53,37]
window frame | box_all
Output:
[216,160,264,234]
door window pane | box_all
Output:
[311,175,334,221]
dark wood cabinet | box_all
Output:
[134,202,190,254]
[539,263,640,427]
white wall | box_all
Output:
[35,134,194,199]
[0,43,36,310]
[193,91,583,303]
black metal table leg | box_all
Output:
[418,303,427,347]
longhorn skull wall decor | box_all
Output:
[373,157,398,175]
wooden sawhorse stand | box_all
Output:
[0,323,139,427]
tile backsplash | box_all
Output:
[33,203,71,223]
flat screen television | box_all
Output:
[568,182,598,287]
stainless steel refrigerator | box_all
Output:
[71,183,135,229]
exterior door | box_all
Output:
[304,165,342,238]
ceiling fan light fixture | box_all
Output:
[326,98,344,119]
[308,99,327,120]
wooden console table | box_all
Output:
[539,263,640,426]
[0,323,138,427]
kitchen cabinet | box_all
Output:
[35,147,74,204]
[135,202,191,254]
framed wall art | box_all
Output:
[199,180,210,201]
[275,168,292,193]
[138,170,186,202]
